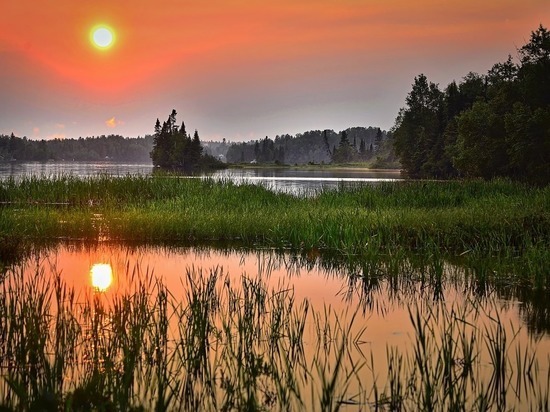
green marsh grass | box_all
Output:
[1,174,549,409]
[1,176,548,261]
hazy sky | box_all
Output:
[0,1,547,141]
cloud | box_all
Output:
[105,116,124,128]
[55,123,65,129]
[32,127,40,136]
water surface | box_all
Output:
[0,161,402,194]
[2,242,548,410]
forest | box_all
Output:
[0,133,154,163]
[223,126,397,166]
[1,126,396,167]
[150,109,224,170]
[393,24,550,185]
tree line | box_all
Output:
[393,25,550,185]
[1,123,396,168]
[0,134,154,163]
[224,126,397,166]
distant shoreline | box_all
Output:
[1,159,402,172]
[224,163,402,172]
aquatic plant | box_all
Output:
[1,176,548,261]
[0,259,547,410]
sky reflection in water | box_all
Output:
[24,243,550,341]
[5,242,550,410]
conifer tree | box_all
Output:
[150,109,220,171]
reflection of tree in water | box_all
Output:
[0,239,56,278]
[326,252,550,338]
[470,272,550,336]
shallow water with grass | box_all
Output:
[0,176,549,409]
[0,163,402,195]
[0,242,549,410]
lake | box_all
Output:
[0,168,548,410]
[0,161,403,194]
[2,241,549,410]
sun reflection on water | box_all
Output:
[90,263,113,291]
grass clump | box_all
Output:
[0,262,367,411]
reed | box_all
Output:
[369,297,549,411]
[0,258,548,410]
[1,176,548,261]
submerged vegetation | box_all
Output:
[0,260,548,410]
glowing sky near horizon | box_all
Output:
[0,0,547,141]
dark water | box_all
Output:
[0,161,402,194]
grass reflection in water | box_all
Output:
[0,252,548,411]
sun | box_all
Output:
[90,25,115,49]
[90,263,113,291]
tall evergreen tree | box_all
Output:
[150,109,221,171]
[393,74,447,177]
[374,128,383,149]
[323,130,331,156]
[332,130,354,163]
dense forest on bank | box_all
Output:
[0,134,154,163]
[1,126,397,167]
[393,25,550,185]
[222,126,397,166]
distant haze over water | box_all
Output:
[0,162,402,194]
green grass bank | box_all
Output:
[1,175,548,261]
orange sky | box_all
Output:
[0,0,548,140]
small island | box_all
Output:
[150,109,225,172]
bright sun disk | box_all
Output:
[91,25,115,49]
[91,263,113,291]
